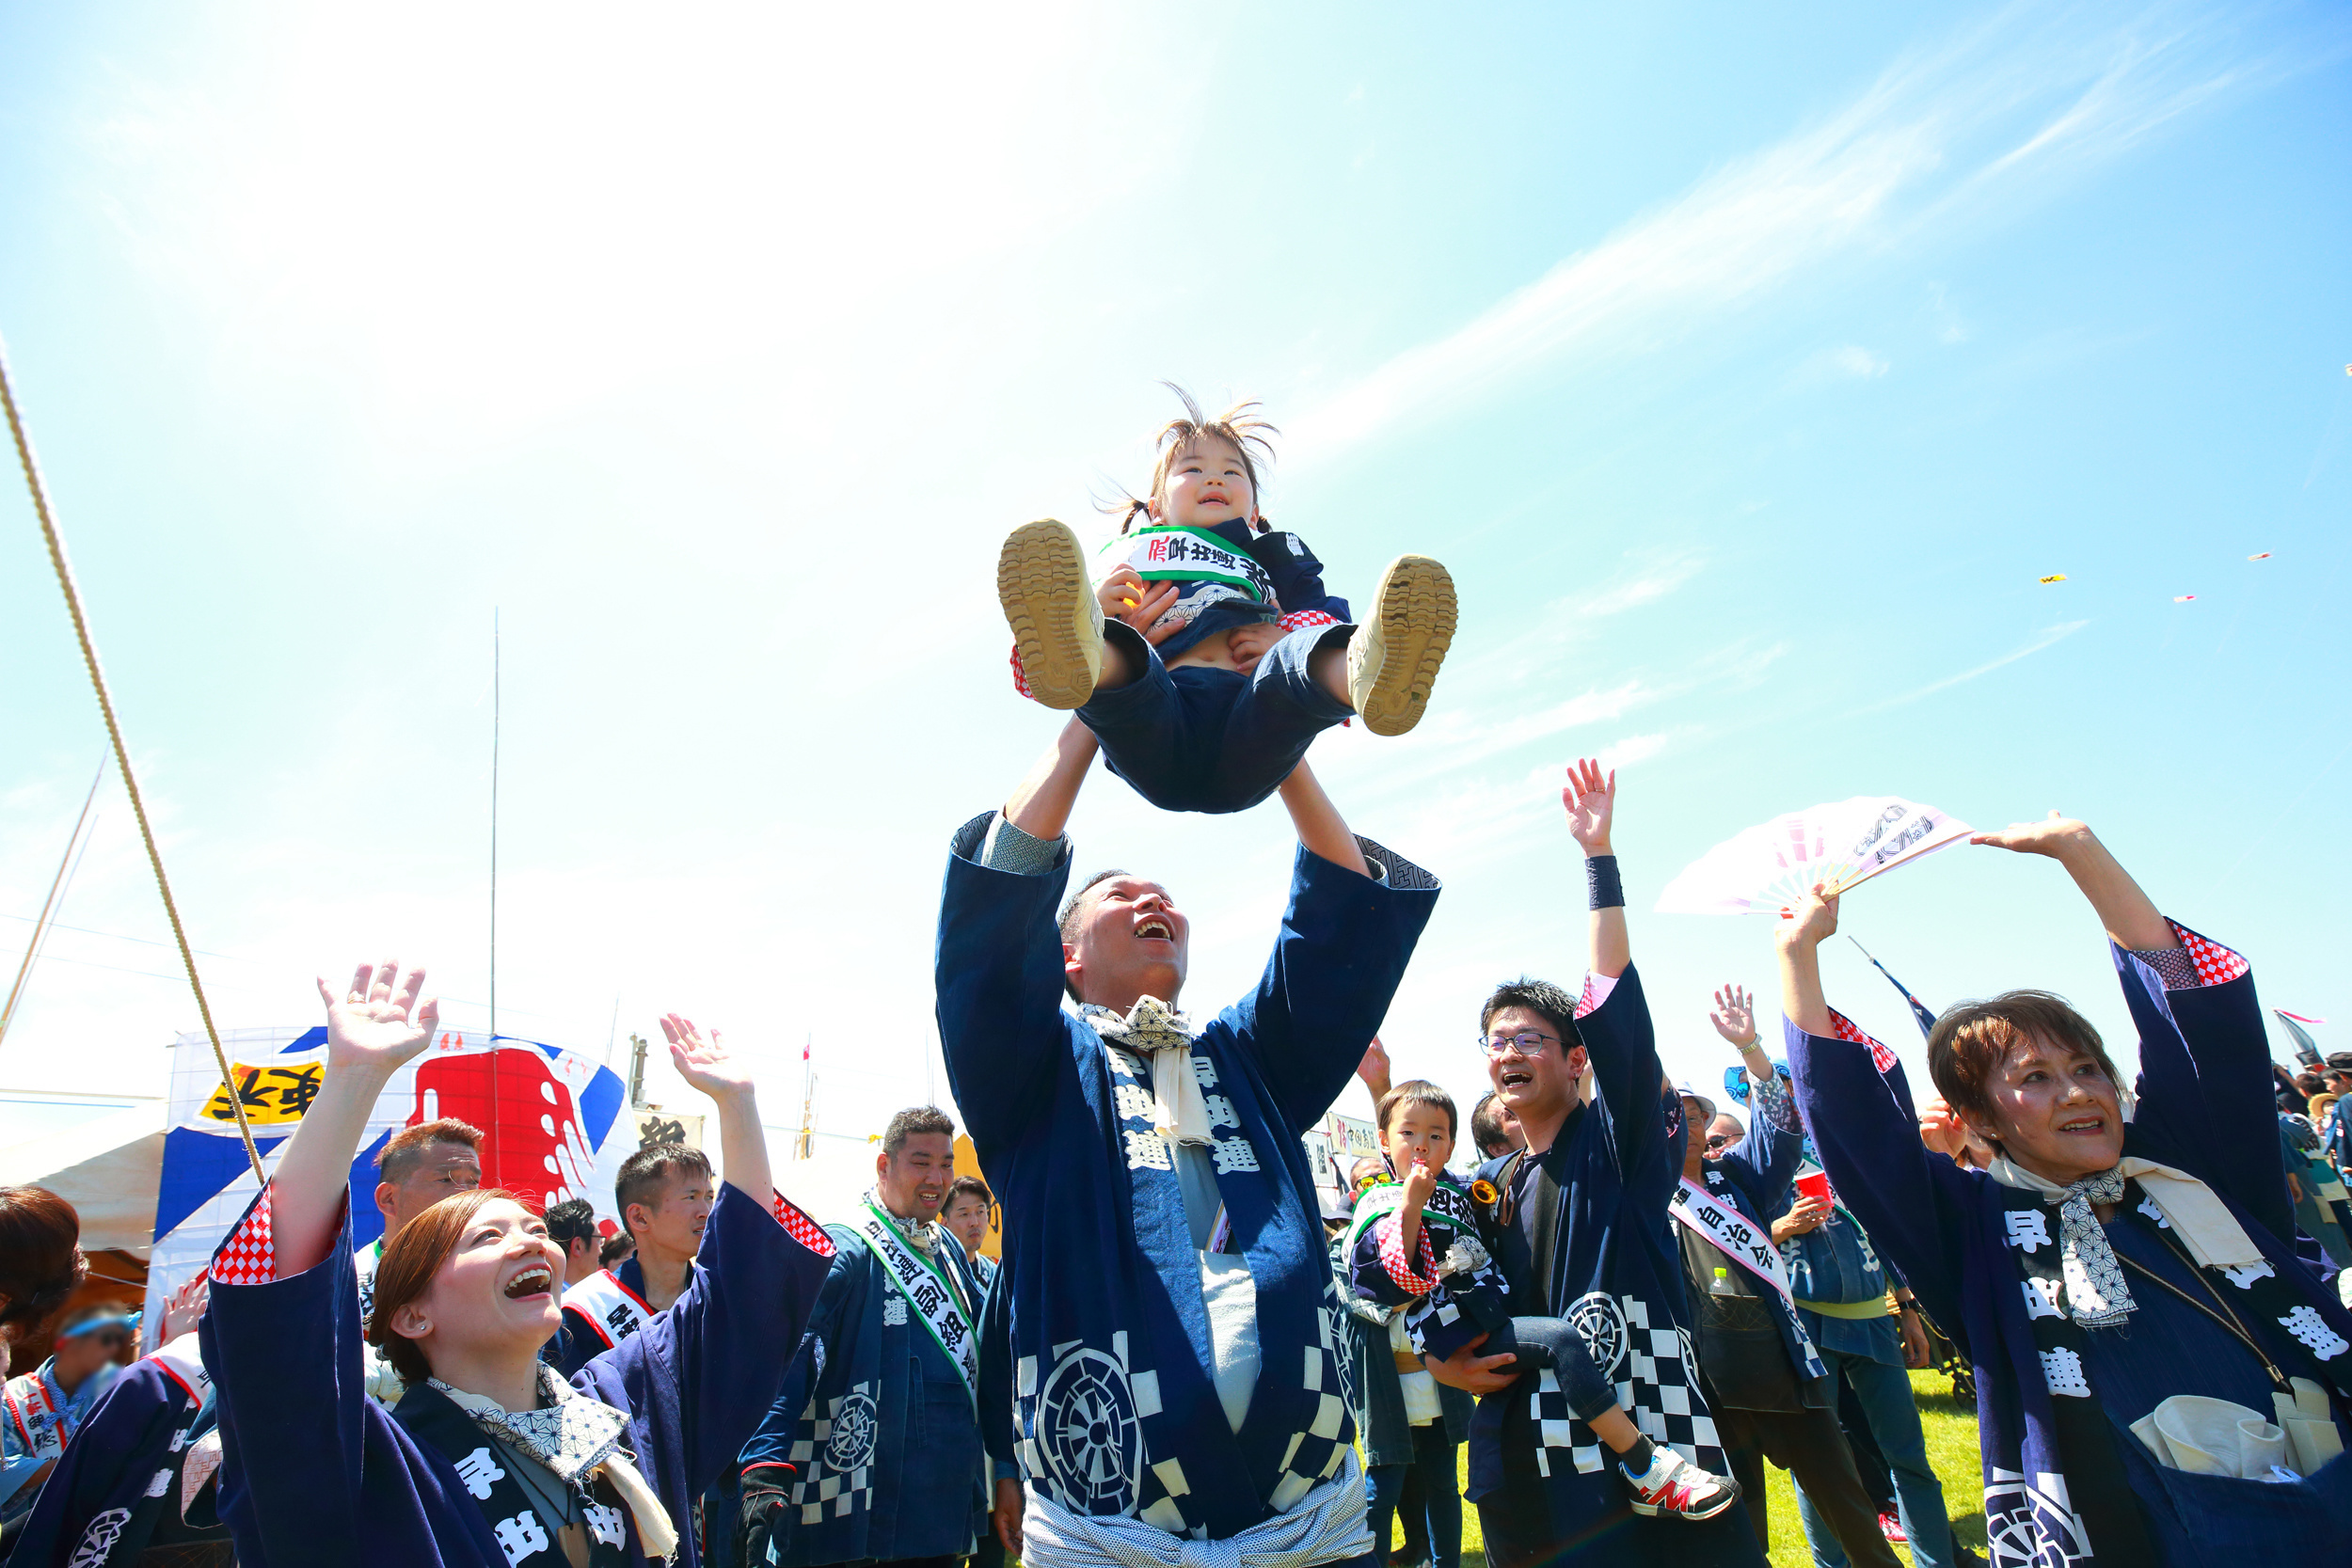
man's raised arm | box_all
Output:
[1225,762,1438,1132]
[936,721,1099,1149]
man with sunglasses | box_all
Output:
[0,1306,136,1525]
[1427,761,1758,1568]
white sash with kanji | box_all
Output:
[858,1201,978,1401]
[1671,1177,1803,1309]
[2,1372,65,1465]
[562,1269,657,1351]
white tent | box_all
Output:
[0,1100,167,1258]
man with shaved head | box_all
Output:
[933,718,1439,1568]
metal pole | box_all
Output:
[490,610,501,1039]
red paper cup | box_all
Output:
[1795,1170,1834,1208]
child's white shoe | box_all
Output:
[1347,555,1455,736]
[1621,1447,1741,1521]
[999,519,1104,709]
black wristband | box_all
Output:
[1586,854,1623,911]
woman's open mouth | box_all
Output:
[502,1264,554,1300]
[2057,1115,2106,1137]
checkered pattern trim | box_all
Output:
[1529,1294,1724,1479]
[2166,919,2248,989]
[1574,973,1619,1021]
[209,1186,277,1286]
[1277,610,1341,634]
[1009,642,1034,700]
[1376,1212,1437,1295]
[1830,1009,1899,1074]
[773,1192,835,1258]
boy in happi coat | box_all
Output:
[937,724,1433,1568]
[739,1106,991,1568]
[1430,763,1757,1568]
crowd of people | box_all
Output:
[1,394,2347,1568]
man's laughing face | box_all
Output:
[1065,876,1189,1008]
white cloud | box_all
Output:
[1832,345,1891,379]
[1284,5,2297,462]
[1858,620,2090,713]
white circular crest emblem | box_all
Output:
[1036,1348,1144,1514]
[823,1389,880,1475]
[1565,1291,1629,1380]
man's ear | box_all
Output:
[374,1181,400,1227]
[1062,942,1083,995]
[624,1202,649,1240]
[875,1148,890,1182]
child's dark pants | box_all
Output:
[1078,621,1354,814]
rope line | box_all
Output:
[0,333,265,1183]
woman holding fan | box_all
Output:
[1780,815,2351,1563]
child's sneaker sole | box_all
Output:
[998,519,1102,710]
[1348,555,1455,736]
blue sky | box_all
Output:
[0,1,2346,1151]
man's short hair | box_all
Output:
[545,1198,598,1251]
[374,1118,484,1185]
[1469,1091,1517,1157]
[1057,869,1133,1003]
[1479,979,1585,1053]
[615,1143,712,1233]
[598,1232,636,1268]
[944,1174,993,1211]
[1927,990,2124,1149]
[1375,1080,1457,1140]
[882,1105,956,1159]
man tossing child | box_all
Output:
[996,388,1456,814]
[1347,1080,1742,1523]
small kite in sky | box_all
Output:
[2249,552,2272,561]
[2173,594,2197,603]
[2039,573,2067,584]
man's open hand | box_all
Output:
[1424,1332,1520,1395]
[1562,759,1615,856]
[661,1013,755,1102]
[1708,985,1757,1050]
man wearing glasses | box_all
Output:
[1426,761,1760,1568]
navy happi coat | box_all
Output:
[740,1220,990,1564]
[1471,967,1763,1568]
[934,811,1436,1539]
[199,1180,831,1568]
[9,1336,224,1566]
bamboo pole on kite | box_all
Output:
[0,333,266,1183]
[0,752,106,1049]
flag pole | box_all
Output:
[0,753,105,1047]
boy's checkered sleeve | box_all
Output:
[1375,1212,1437,1294]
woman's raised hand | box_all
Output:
[1970,810,2092,858]
[1708,985,1758,1050]
[315,959,438,1077]
[1562,758,1615,855]
[1776,887,1840,949]
[1917,1096,1971,1162]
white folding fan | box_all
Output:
[1656,796,1972,915]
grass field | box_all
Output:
[1409,1373,1986,1568]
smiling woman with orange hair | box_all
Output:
[197,958,835,1568]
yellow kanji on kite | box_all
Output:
[2039,574,2067,584]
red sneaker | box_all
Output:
[1879,1511,1909,1544]
[1621,1449,1741,1521]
